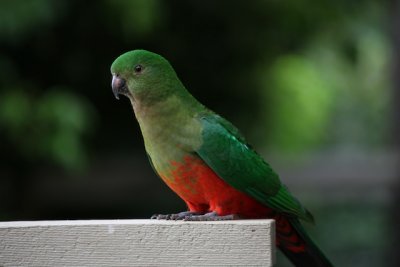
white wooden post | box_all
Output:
[0,219,275,266]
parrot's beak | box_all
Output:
[111,75,128,100]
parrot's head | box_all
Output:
[111,49,181,104]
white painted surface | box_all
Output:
[0,219,275,266]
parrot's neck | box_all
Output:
[130,93,204,173]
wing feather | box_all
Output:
[196,114,314,223]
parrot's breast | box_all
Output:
[159,154,273,218]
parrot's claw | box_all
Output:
[150,214,170,220]
[169,211,204,220]
[183,211,240,221]
[150,211,204,220]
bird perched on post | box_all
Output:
[111,49,333,267]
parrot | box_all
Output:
[110,49,334,267]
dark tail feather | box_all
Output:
[276,216,334,267]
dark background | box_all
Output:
[0,1,396,266]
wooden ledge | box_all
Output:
[0,219,275,266]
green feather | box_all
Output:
[196,114,314,223]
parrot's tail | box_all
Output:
[275,215,334,267]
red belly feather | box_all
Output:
[159,155,273,218]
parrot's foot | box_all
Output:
[150,211,204,220]
[183,211,240,221]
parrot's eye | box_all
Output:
[134,64,143,73]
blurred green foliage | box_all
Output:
[103,0,164,38]
[264,55,335,152]
[0,88,95,170]
[0,0,62,43]
[259,2,391,153]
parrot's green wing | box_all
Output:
[196,114,314,223]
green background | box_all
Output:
[0,1,396,266]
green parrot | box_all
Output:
[111,49,334,267]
